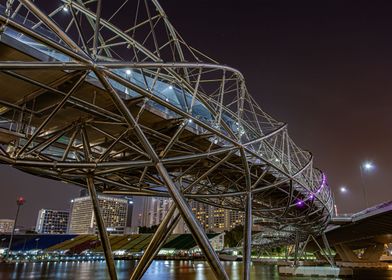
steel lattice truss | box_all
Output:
[0,0,333,279]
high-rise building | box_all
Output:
[140,198,244,233]
[68,195,128,234]
[187,201,244,233]
[191,200,210,230]
[140,197,170,227]
[225,208,244,230]
[35,209,69,234]
[0,219,14,233]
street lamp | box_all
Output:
[363,162,374,171]
[5,196,25,259]
[333,186,349,216]
[0,237,6,248]
[340,186,348,193]
[35,238,40,250]
[360,161,375,209]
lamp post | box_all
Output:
[340,186,348,193]
[360,161,374,209]
[334,186,349,216]
[35,238,40,251]
[1,238,6,248]
[5,197,25,259]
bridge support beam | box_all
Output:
[97,72,228,280]
[130,203,181,280]
[322,233,334,265]
[243,191,252,280]
[294,232,300,266]
[87,176,117,280]
[284,245,289,262]
[156,162,229,280]
[335,243,384,263]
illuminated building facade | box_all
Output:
[141,197,171,227]
[191,202,244,233]
[141,198,244,233]
[0,219,15,234]
[35,209,69,234]
[69,195,128,234]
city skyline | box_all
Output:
[0,0,391,228]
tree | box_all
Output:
[224,224,244,247]
[138,225,159,233]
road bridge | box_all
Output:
[327,201,392,263]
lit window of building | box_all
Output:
[69,195,128,234]
[0,219,15,234]
[35,209,69,234]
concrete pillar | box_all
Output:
[335,244,359,262]
[362,243,384,262]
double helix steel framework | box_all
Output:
[0,0,333,279]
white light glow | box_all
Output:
[340,186,347,193]
[363,161,375,171]
[62,6,69,12]
[125,69,131,75]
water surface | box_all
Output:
[0,260,390,279]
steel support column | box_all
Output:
[293,231,300,266]
[310,235,334,267]
[284,245,289,262]
[97,71,228,279]
[322,233,335,266]
[243,191,252,280]
[86,176,117,280]
[156,162,229,280]
[130,204,180,280]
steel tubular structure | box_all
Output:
[0,0,333,279]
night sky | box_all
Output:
[1,0,392,228]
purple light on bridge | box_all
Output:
[296,173,327,208]
[315,173,327,195]
[296,200,304,207]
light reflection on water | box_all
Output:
[0,260,391,279]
